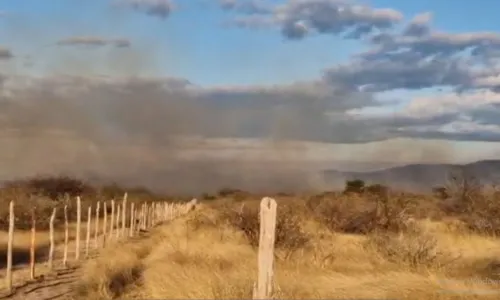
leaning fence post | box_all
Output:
[6,201,14,292]
[85,206,91,258]
[48,208,56,270]
[30,207,36,280]
[63,205,69,268]
[75,196,82,261]
[254,197,277,300]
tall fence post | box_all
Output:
[85,206,91,258]
[102,201,108,247]
[115,204,121,239]
[63,204,69,268]
[253,197,277,300]
[110,200,115,240]
[94,201,100,249]
[6,201,14,292]
[122,193,127,238]
[75,196,82,261]
[142,203,147,230]
[29,207,36,280]
[129,202,135,237]
[48,208,56,270]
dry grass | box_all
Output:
[72,198,500,300]
[2,177,500,299]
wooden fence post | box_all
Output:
[149,203,153,227]
[85,206,91,258]
[63,204,69,268]
[142,203,147,229]
[150,203,154,226]
[75,196,82,261]
[94,201,100,249]
[155,203,157,225]
[6,201,14,292]
[139,204,144,233]
[136,207,140,234]
[253,197,277,300]
[122,193,127,238]
[143,203,147,229]
[102,201,108,247]
[110,200,115,239]
[129,202,135,237]
[48,208,56,270]
[151,203,155,226]
[115,204,121,239]
[30,207,36,280]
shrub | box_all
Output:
[365,226,450,271]
[217,188,250,201]
[221,201,310,255]
[308,193,412,234]
[343,179,365,194]
[4,175,93,200]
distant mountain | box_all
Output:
[322,159,500,192]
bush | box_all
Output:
[343,179,365,194]
[221,201,310,255]
[307,192,412,234]
[365,226,450,271]
[4,175,93,200]
[217,188,250,201]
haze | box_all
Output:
[2,0,500,194]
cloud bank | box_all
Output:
[56,36,131,48]
[1,0,500,193]
[115,0,174,19]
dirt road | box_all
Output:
[0,234,127,300]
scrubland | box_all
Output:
[76,189,500,299]
[3,176,500,299]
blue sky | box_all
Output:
[1,0,499,86]
[0,0,359,85]
[3,0,500,166]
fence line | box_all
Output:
[3,196,194,294]
[2,196,279,300]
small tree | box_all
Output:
[440,167,482,214]
[344,179,365,194]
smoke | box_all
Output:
[0,6,462,195]
[0,74,333,194]
[0,73,464,194]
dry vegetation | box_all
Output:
[3,174,500,299]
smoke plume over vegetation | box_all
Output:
[0,0,494,194]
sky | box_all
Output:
[2,0,500,187]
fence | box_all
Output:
[2,194,198,294]
[2,195,279,300]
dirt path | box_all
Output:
[0,233,133,300]
[5,266,82,300]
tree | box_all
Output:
[440,167,482,214]
[344,179,365,194]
